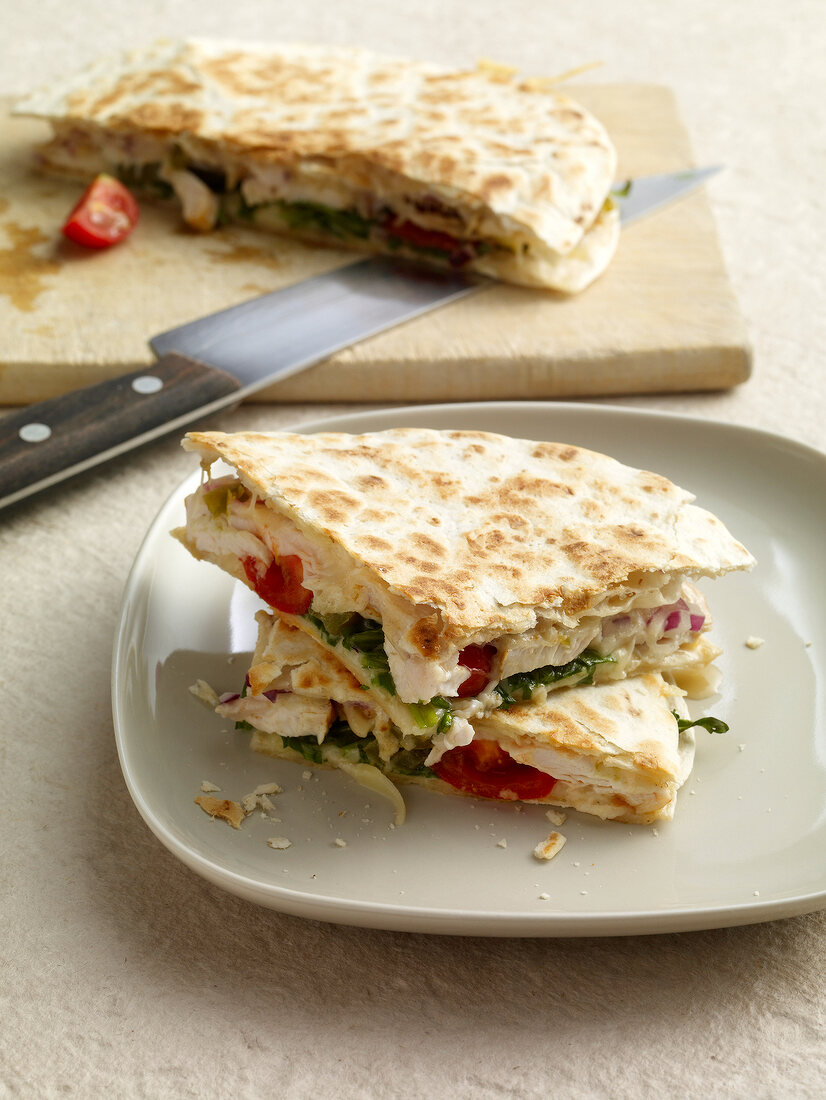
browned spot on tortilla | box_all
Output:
[560,591,593,614]
[307,488,360,524]
[531,442,580,462]
[408,617,441,658]
[409,532,447,558]
[358,508,387,524]
[428,472,460,498]
[466,529,506,556]
[403,574,469,604]
[75,68,203,119]
[639,471,674,494]
[114,101,205,134]
[491,513,527,529]
[354,474,389,491]
[360,535,393,552]
[0,222,62,312]
[480,173,515,197]
[501,474,576,498]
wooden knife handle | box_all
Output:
[0,353,242,508]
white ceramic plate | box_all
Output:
[112,402,826,936]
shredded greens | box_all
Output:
[280,720,376,765]
[495,650,616,708]
[115,161,173,199]
[408,696,454,734]
[672,712,730,735]
[272,200,371,240]
[279,720,435,778]
[386,234,451,260]
[234,681,253,731]
[304,612,460,729]
[386,747,436,778]
[305,612,397,696]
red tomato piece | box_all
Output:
[62,174,139,248]
[385,218,460,254]
[432,739,556,801]
[242,554,313,614]
[455,643,497,698]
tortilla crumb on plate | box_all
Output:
[194,795,246,829]
[267,836,292,850]
[533,831,567,861]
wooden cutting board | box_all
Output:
[0,85,750,405]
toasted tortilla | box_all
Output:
[178,427,754,645]
[15,39,619,291]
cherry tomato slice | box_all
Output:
[432,739,556,801]
[62,174,139,249]
[385,218,460,253]
[456,643,497,698]
[242,554,313,615]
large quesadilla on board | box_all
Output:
[15,39,619,291]
[205,611,699,825]
[174,427,753,776]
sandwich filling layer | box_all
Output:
[209,613,701,824]
[34,121,618,286]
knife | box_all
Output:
[0,166,720,510]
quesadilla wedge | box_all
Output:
[15,39,619,292]
[174,427,753,764]
[211,611,699,825]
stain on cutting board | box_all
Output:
[0,197,63,312]
[204,239,284,270]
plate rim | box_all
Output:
[112,399,826,936]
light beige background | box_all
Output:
[2,3,825,1097]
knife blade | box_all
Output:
[0,166,721,510]
[611,164,722,225]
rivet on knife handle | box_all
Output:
[0,354,241,509]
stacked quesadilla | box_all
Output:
[175,427,753,824]
[15,39,619,292]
